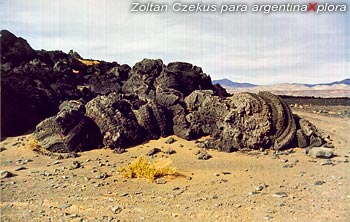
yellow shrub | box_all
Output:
[27,136,51,155]
[118,156,176,182]
[28,136,40,151]
[78,58,100,66]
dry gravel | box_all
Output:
[1,109,349,222]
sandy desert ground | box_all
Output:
[1,106,349,222]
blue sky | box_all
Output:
[1,0,349,84]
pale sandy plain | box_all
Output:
[1,107,349,222]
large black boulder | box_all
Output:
[179,90,322,152]
[85,93,146,148]
[33,100,101,152]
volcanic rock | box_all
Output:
[122,59,163,99]
[1,58,59,136]
[2,30,327,153]
[1,31,83,136]
[182,91,288,151]
[0,30,36,65]
[89,72,123,95]
[0,170,14,179]
[147,148,161,156]
[308,147,334,159]
[33,100,101,152]
[85,93,145,148]
[133,101,173,140]
[196,149,212,160]
[258,91,296,150]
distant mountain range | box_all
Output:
[304,78,350,87]
[213,78,350,88]
[212,78,350,98]
[212,78,257,88]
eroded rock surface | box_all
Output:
[2,30,327,153]
[181,90,298,151]
[33,101,101,153]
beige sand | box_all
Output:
[1,109,349,221]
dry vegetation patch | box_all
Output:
[27,136,50,155]
[117,156,177,182]
[78,58,100,66]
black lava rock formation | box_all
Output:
[1,30,326,152]
[33,100,101,152]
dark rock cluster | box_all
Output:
[1,30,326,152]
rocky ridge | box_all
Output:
[1,30,327,153]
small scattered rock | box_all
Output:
[171,213,179,218]
[320,160,335,166]
[222,171,231,175]
[248,191,260,196]
[196,140,210,149]
[66,214,78,219]
[0,147,6,152]
[41,172,53,177]
[0,170,13,179]
[12,142,21,147]
[147,148,161,156]
[314,181,325,186]
[263,215,273,220]
[272,192,288,198]
[196,149,212,160]
[178,144,184,148]
[215,203,223,207]
[308,147,334,159]
[275,202,286,207]
[110,206,123,214]
[59,203,72,209]
[165,148,176,155]
[255,184,268,191]
[70,161,82,169]
[15,166,27,171]
[114,148,126,154]
[66,152,80,158]
[96,172,109,179]
[156,178,167,184]
[173,189,185,196]
[165,137,176,144]
[282,164,295,168]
